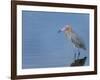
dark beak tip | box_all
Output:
[58,30,61,33]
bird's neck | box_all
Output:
[65,30,72,34]
[64,31,72,39]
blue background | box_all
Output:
[22,11,89,69]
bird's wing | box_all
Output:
[71,32,86,50]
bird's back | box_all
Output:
[65,31,86,50]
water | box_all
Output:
[22,11,89,69]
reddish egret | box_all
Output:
[58,24,86,60]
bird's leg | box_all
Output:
[77,49,80,59]
[73,48,77,61]
[77,51,80,59]
[74,52,76,61]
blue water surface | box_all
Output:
[22,11,89,69]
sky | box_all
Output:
[22,10,89,69]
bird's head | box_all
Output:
[58,24,72,33]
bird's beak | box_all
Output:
[58,30,61,33]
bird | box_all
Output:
[58,24,86,60]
